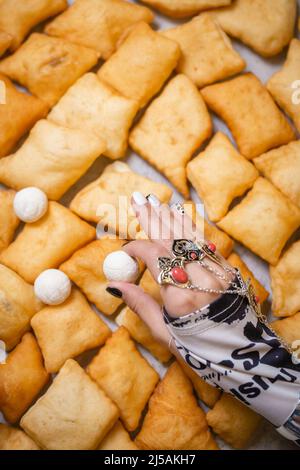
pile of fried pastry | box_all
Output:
[0,0,299,451]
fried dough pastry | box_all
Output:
[31,288,111,373]
[207,393,262,449]
[0,189,19,253]
[202,74,295,159]
[212,0,297,57]
[20,359,119,450]
[0,73,48,158]
[60,238,126,316]
[254,141,300,208]
[98,22,180,108]
[141,0,231,18]
[70,162,172,238]
[0,33,99,106]
[46,0,154,59]
[130,74,212,197]
[0,424,39,450]
[87,327,159,431]
[0,333,49,424]
[270,240,300,317]
[0,201,95,284]
[0,119,106,200]
[49,73,139,159]
[0,0,67,51]
[218,178,300,265]
[163,14,245,88]
[98,421,139,451]
[0,264,42,351]
[187,132,258,221]
[267,39,300,133]
[135,362,218,450]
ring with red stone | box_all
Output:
[158,239,223,288]
[157,255,191,288]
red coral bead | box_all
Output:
[171,267,188,284]
[190,252,197,260]
[208,242,217,253]
[255,296,260,304]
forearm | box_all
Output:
[164,280,300,442]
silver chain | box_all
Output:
[192,260,296,357]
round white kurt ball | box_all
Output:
[13,187,48,223]
[34,269,71,305]
[103,251,139,283]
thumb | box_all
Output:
[108,281,171,347]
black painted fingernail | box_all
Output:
[106,287,123,298]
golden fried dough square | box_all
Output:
[0,33,99,106]
[212,0,297,57]
[163,14,245,88]
[60,238,126,316]
[0,74,48,158]
[0,119,106,200]
[0,0,67,51]
[0,201,95,284]
[0,333,49,424]
[207,393,262,449]
[116,270,171,363]
[0,264,42,351]
[0,424,40,450]
[21,359,119,450]
[98,22,180,108]
[135,362,218,450]
[228,253,269,304]
[49,73,139,159]
[130,74,212,197]
[46,0,153,60]
[98,421,139,451]
[218,178,300,265]
[270,241,300,318]
[179,361,221,408]
[254,141,300,209]
[87,327,159,431]
[187,132,258,221]
[141,0,231,18]
[116,307,172,364]
[31,289,111,373]
[70,162,172,238]
[272,312,300,346]
[0,31,12,57]
[0,189,19,252]
[202,74,295,160]
[267,39,300,133]
[183,201,234,258]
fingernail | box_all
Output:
[132,192,148,206]
[106,287,123,298]
[147,194,160,207]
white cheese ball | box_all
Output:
[103,250,139,283]
[13,187,48,223]
[34,269,71,305]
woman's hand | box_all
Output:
[107,192,233,349]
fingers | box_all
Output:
[108,281,171,347]
[170,202,203,242]
[131,192,178,250]
[131,192,202,249]
[132,192,162,242]
[123,239,169,280]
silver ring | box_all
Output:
[172,203,185,215]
